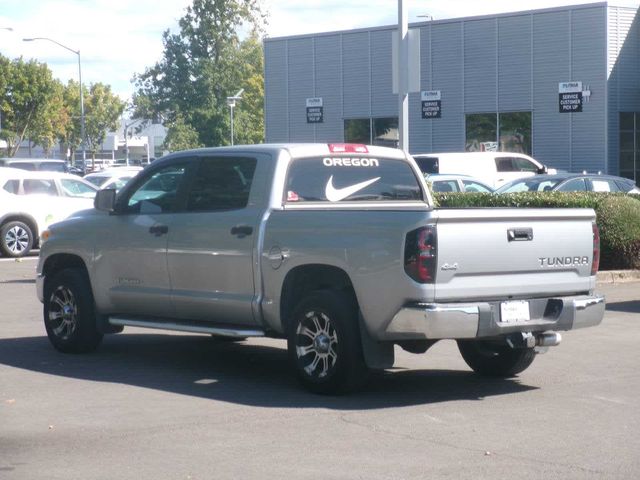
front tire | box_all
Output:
[0,221,33,258]
[44,268,103,353]
[457,340,536,377]
[287,290,368,394]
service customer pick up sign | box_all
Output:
[559,82,582,113]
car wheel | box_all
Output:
[287,290,368,394]
[0,221,33,258]
[44,268,103,353]
[457,339,536,377]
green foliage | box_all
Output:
[0,56,61,156]
[433,192,640,270]
[164,113,203,151]
[84,83,125,158]
[133,0,266,149]
[596,196,640,270]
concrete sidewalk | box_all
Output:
[597,269,640,284]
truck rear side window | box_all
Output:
[285,156,422,202]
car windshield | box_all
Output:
[60,179,98,198]
[497,178,564,193]
[38,163,67,172]
[84,176,106,187]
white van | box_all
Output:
[412,152,553,189]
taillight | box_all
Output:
[404,226,437,283]
[328,143,368,153]
[591,222,600,276]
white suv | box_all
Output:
[412,152,554,188]
[0,168,97,257]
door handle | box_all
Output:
[149,225,169,236]
[230,225,253,237]
[507,228,533,242]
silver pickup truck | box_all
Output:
[36,144,605,394]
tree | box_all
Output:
[84,83,125,165]
[164,113,203,152]
[0,56,61,157]
[134,0,267,148]
[30,80,68,157]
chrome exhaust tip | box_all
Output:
[536,332,562,347]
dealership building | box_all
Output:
[264,2,640,181]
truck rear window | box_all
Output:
[285,156,423,202]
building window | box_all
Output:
[465,112,532,155]
[344,119,371,144]
[465,113,497,152]
[373,118,399,148]
[344,117,399,147]
[619,112,638,182]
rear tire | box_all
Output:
[287,290,369,394]
[457,339,536,377]
[44,268,103,353]
[1,221,33,258]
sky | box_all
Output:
[1,0,638,102]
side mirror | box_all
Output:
[94,189,117,212]
[537,165,549,174]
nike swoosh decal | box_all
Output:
[325,175,381,202]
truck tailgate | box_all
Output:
[434,208,596,301]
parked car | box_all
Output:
[0,158,69,173]
[84,167,143,191]
[412,152,553,189]
[426,174,494,193]
[36,143,604,394]
[0,168,96,257]
[496,173,640,194]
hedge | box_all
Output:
[432,191,640,271]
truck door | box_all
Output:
[167,154,266,326]
[93,161,192,316]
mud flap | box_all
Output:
[359,315,394,370]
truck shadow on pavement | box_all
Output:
[605,300,640,314]
[0,333,537,409]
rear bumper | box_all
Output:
[386,294,605,340]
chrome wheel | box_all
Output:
[5,225,30,255]
[295,310,338,379]
[47,286,79,340]
[1,221,33,258]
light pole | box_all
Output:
[22,37,86,165]
[226,89,244,146]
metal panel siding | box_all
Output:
[264,41,288,142]
[342,32,371,118]
[571,7,608,173]
[608,7,640,174]
[533,11,571,169]
[287,38,315,142]
[431,22,464,151]
[410,25,433,153]
[464,19,497,113]
[314,35,344,142]
[370,30,396,117]
[498,15,532,111]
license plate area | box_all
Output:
[500,300,530,323]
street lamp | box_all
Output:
[22,37,86,165]
[226,89,244,146]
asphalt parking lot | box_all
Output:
[1,257,639,480]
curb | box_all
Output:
[596,270,640,284]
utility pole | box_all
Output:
[398,0,409,152]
